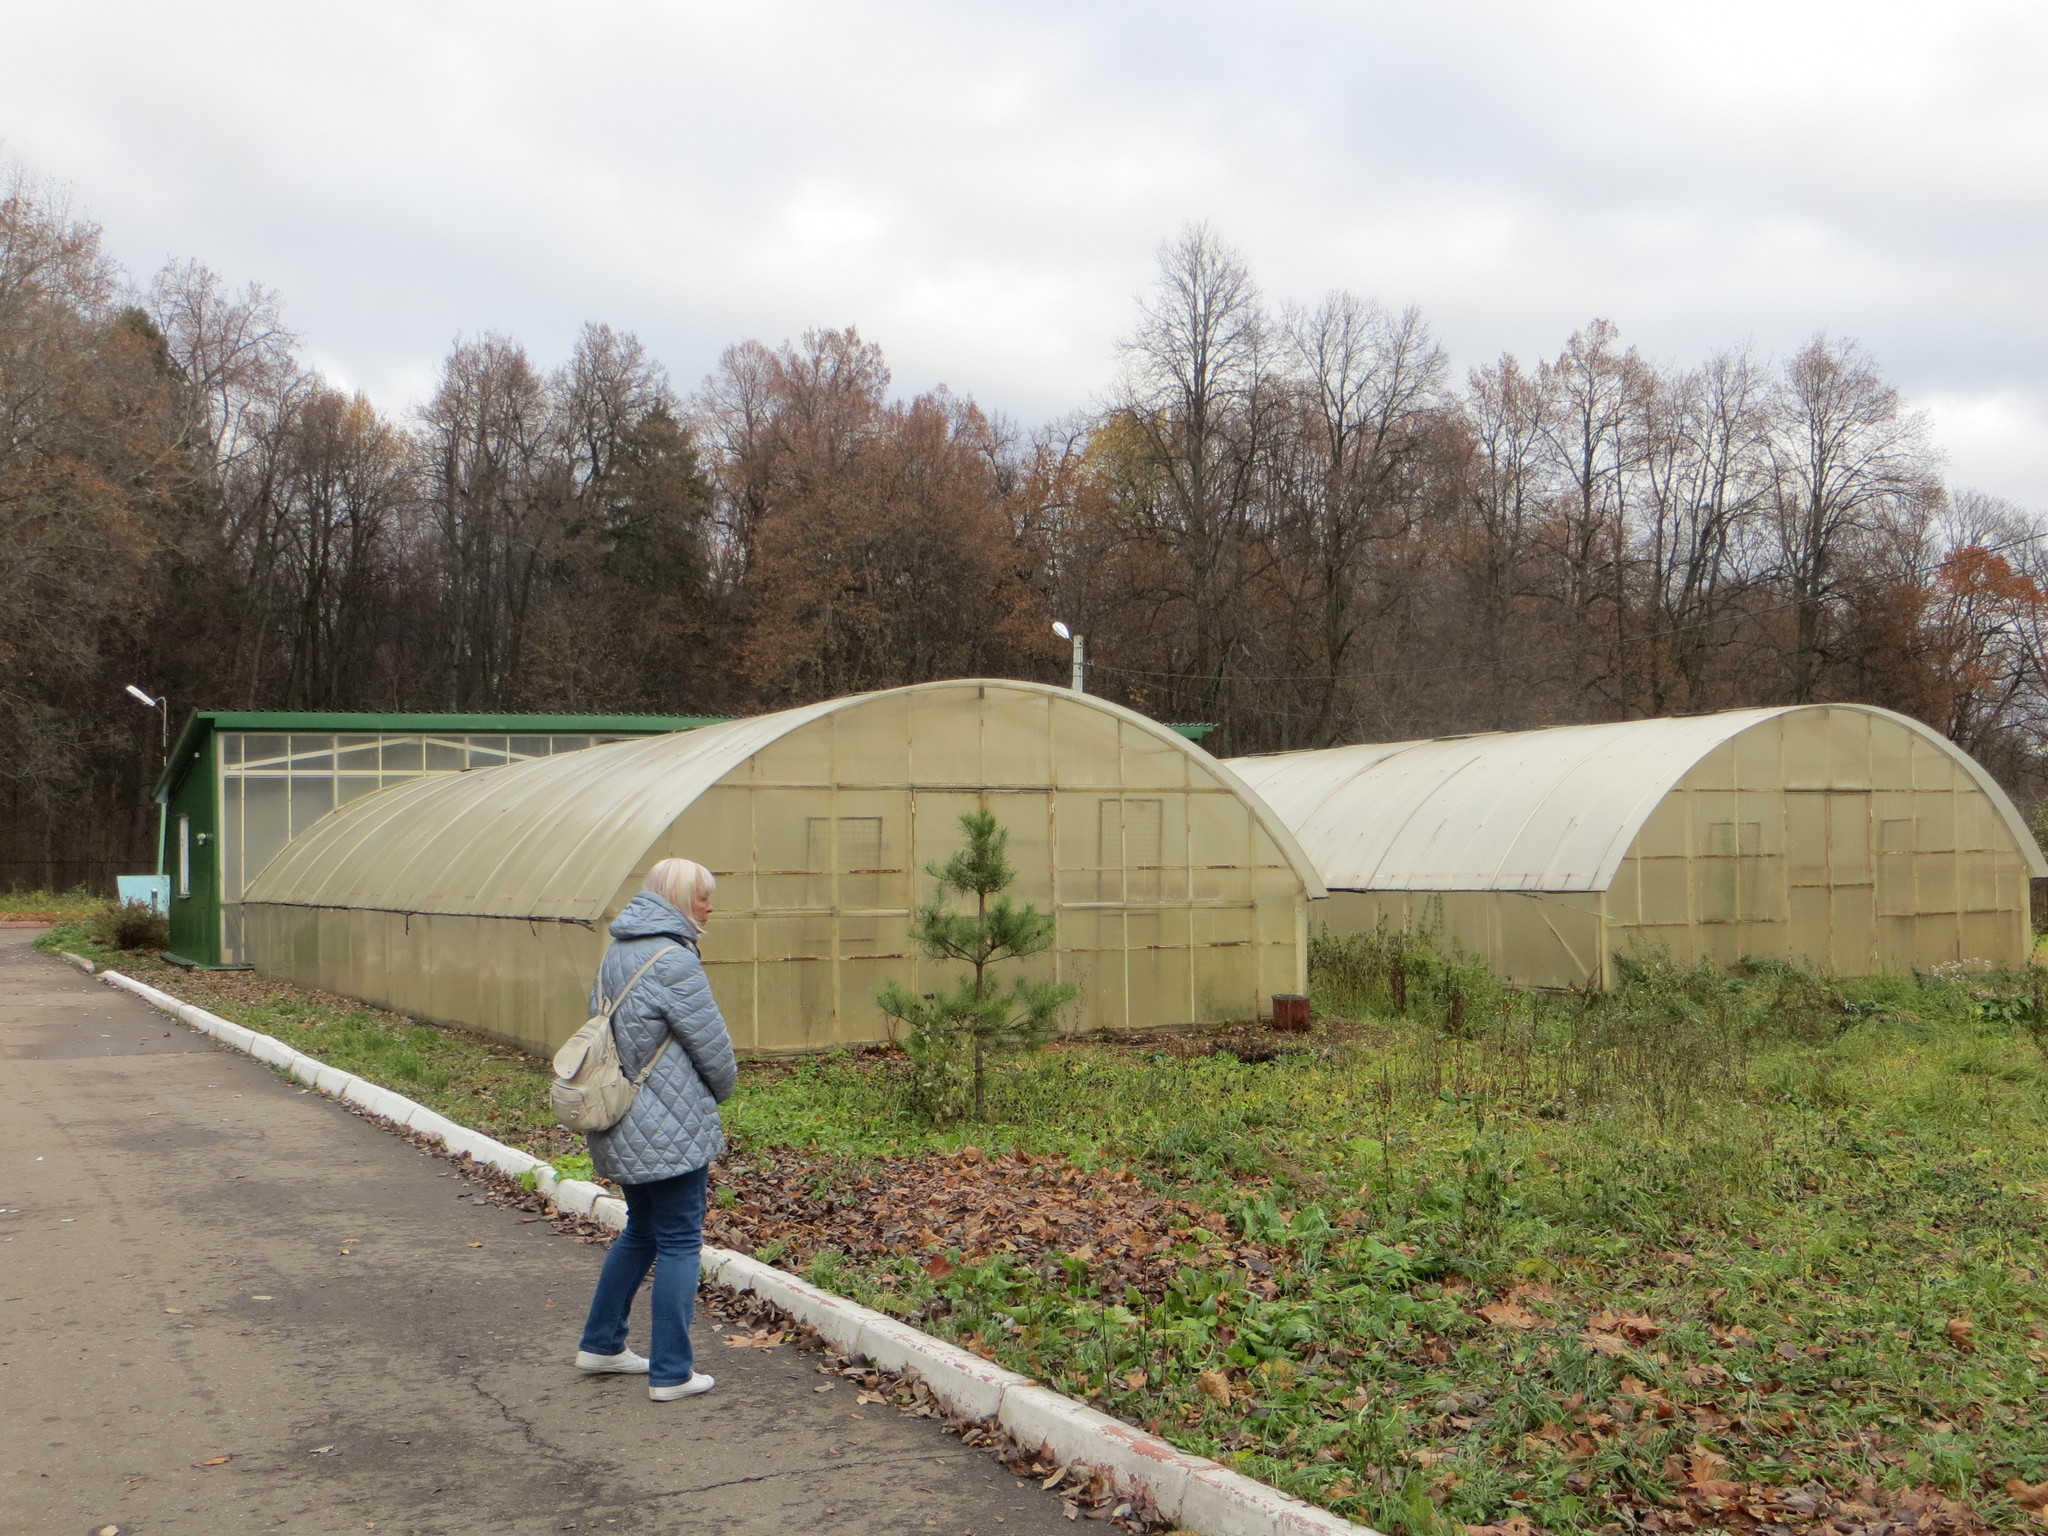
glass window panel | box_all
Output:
[508,736,551,758]
[336,774,383,806]
[466,735,509,766]
[423,739,464,771]
[219,776,243,900]
[239,733,290,767]
[289,773,336,839]
[221,733,245,766]
[549,735,591,753]
[380,737,423,771]
[241,779,290,889]
[288,734,337,768]
[335,745,380,771]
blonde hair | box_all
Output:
[644,858,716,913]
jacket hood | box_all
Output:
[609,891,702,944]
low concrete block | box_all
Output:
[1178,1463,1379,1536]
[1001,1386,1203,1520]
[589,1196,626,1230]
[247,1035,294,1068]
[312,1064,352,1098]
[478,1142,544,1179]
[61,951,94,974]
[856,1315,1025,1422]
[550,1178,604,1217]
[285,1054,325,1087]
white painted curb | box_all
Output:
[96,967,1378,1536]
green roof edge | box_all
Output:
[154,711,728,801]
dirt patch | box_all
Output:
[706,1145,1279,1299]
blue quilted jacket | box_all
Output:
[583,892,738,1185]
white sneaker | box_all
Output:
[575,1348,650,1374]
[648,1373,715,1401]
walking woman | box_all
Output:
[573,858,737,1401]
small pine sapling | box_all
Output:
[879,810,1077,1122]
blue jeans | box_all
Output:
[578,1167,709,1387]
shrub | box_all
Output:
[88,900,169,952]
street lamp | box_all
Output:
[125,685,169,765]
[126,685,172,882]
[1051,622,1085,694]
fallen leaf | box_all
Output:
[1479,1301,1539,1331]
[309,1445,336,1455]
[1410,1448,1454,1466]
[163,1307,183,1315]
[1946,1316,1976,1352]
[923,1254,956,1280]
[1123,1369,1147,1389]
[856,1390,888,1405]
[249,1295,273,1301]
[1580,1330,1630,1357]
[1197,1369,1232,1405]
[466,1242,484,1249]
[195,1455,232,1467]
[812,1383,834,1393]
[1041,1464,1069,1490]
[2008,1479,2048,1512]
[1327,1479,1356,1498]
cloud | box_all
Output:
[5,0,2045,499]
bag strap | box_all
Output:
[602,943,681,1084]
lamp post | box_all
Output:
[1051,621,1084,693]
[125,685,170,881]
[125,684,168,765]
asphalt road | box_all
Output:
[0,929,1072,1536]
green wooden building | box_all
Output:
[153,713,724,967]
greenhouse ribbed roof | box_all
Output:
[246,680,1324,921]
[1226,705,2047,893]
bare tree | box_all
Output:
[1766,334,1943,702]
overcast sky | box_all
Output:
[7,0,2047,503]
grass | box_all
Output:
[1,886,106,921]
[38,914,2048,1532]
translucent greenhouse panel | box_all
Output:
[1870,721,1914,790]
[1192,942,1254,1022]
[1785,794,1829,887]
[381,738,424,771]
[753,915,819,963]
[907,689,983,786]
[1687,739,1740,793]
[1916,852,1957,914]
[1828,889,1876,974]
[1637,854,1690,927]
[1781,710,1831,790]
[1960,911,2015,966]
[911,791,984,902]
[1050,696,1124,788]
[752,721,834,786]
[1190,904,1255,948]
[1186,791,1253,875]
[1127,945,1189,1027]
[831,691,911,784]
[242,778,291,891]
[705,960,757,1050]
[1634,796,1688,859]
[1827,707,1873,786]
[1120,720,1190,790]
[1958,850,1999,912]
[1914,791,1958,852]
[979,690,1053,786]
[755,959,836,1051]
[1957,791,2002,851]
[831,788,913,916]
[1910,734,1953,791]
[753,790,825,911]
[1605,858,1642,925]
[984,790,1055,908]
[833,960,899,1042]
[1827,795,1873,884]
[668,787,757,907]
[1788,886,1831,969]
[1877,819,1916,916]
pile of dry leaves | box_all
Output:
[706,1144,1275,1299]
